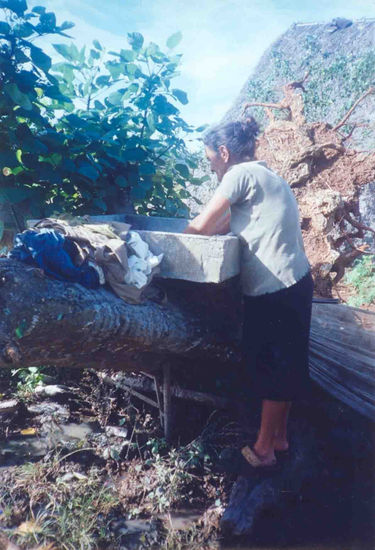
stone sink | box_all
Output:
[28,213,241,284]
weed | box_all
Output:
[344,255,375,307]
[11,366,46,397]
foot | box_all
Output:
[273,438,289,452]
[242,445,276,467]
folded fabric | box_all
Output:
[9,229,100,288]
[23,218,164,304]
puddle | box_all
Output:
[0,422,98,465]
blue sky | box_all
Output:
[29,0,375,127]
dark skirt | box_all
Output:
[242,270,314,402]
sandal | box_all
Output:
[241,445,277,469]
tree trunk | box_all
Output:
[0,258,242,371]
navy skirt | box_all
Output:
[242,270,314,401]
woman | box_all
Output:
[184,118,313,468]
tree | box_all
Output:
[0,1,205,246]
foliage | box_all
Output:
[344,255,375,307]
[245,32,375,132]
[1,462,119,550]
[51,29,201,218]
[11,365,45,395]
[0,0,203,233]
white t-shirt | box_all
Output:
[214,160,310,296]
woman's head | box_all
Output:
[203,117,259,181]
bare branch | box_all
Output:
[333,87,375,131]
[242,101,289,116]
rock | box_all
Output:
[359,181,375,244]
[57,471,88,483]
[0,399,18,414]
[105,426,129,439]
[329,18,353,31]
[27,402,69,418]
[34,384,71,397]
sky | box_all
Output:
[28,0,375,128]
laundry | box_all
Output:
[10,218,164,304]
[9,229,101,289]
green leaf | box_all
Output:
[15,49,30,63]
[175,163,189,179]
[96,75,110,87]
[172,88,188,105]
[127,32,144,51]
[146,111,155,133]
[32,5,46,14]
[121,148,147,162]
[120,49,136,61]
[59,21,75,31]
[93,39,102,51]
[0,21,11,34]
[2,0,27,16]
[53,43,74,62]
[153,95,178,115]
[4,83,32,110]
[139,162,155,176]
[107,91,123,106]
[94,100,105,110]
[195,124,208,132]
[39,11,56,31]
[146,42,159,56]
[130,186,146,200]
[90,48,100,60]
[77,162,99,181]
[125,63,139,77]
[13,22,35,37]
[123,82,139,99]
[15,70,38,92]
[0,219,3,241]
[166,31,182,49]
[30,46,51,72]
[115,175,128,188]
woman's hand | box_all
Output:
[184,194,230,236]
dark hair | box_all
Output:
[203,117,259,160]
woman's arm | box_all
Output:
[184,194,231,236]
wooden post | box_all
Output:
[163,364,172,443]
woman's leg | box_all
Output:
[274,401,291,451]
[253,399,289,463]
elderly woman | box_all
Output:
[184,118,313,468]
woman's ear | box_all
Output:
[218,145,230,163]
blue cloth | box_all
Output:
[9,229,100,288]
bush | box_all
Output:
[345,255,375,307]
[0,0,205,232]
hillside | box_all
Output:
[224,18,375,149]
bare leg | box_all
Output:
[253,400,288,464]
[273,402,291,451]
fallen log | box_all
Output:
[0,258,242,372]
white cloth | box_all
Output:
[124,231,164,289]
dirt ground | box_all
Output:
[1,365,374,550]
